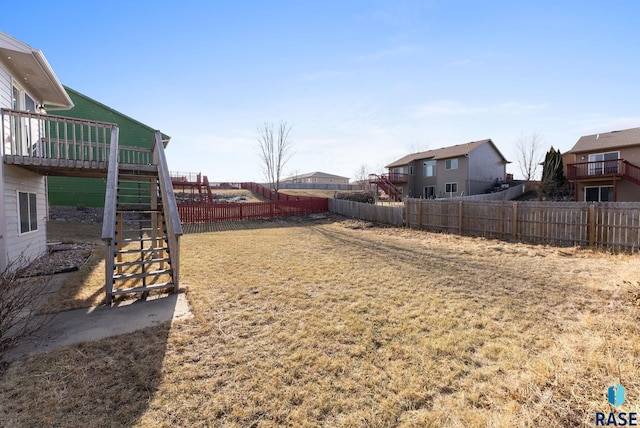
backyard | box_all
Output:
[1,215,640,427]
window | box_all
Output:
[18,191,38,234]
[409,166,415,175]
[445,158,458,170]
[423,160,436,177]
[588,152,619,175]
[585,186,613,202]
[445,182,458,193]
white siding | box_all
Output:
[0,61,10,269]
[0,63,11,109]
[2,165,47,269]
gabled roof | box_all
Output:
[0,31,73,108]
[568,127,640,154]
[386,139,508,168]
[62,86,171,145]
[287,171,350,180]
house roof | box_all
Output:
[0,31,73,109]
[386,139,508,168]
[62,86,171,146]
[568,127,640,154]
[286,171,350,180]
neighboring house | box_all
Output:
[280,171,351,190]
[380,139,509,199]
[564,128,640,202]
[0,31,74,271]
[282,171,350,185]
[47,87,170,207]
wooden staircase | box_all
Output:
[103,130,182,304]
[368,174,404,202]
[623,160,640,185]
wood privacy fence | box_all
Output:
[406,199,640,252]
[329,199,404,227]
[179,198,328,223]
[178,181,328,227]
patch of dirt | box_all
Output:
[49,206,103,223]
[22,243,95,277]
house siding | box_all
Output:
[468,143,506,195]
[47,87,165,207]
[565,145,640,202]
[0,64,11,109]
[2,165,47,269]
[438,157,469,197]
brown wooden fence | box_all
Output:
[406,199,640,252]
[178,181,328,228]
[179,198,328,223]
[329,199,404,226]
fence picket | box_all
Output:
[398,199,640,253]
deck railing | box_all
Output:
[1,108,152,165]
[566,159,624,180]
[153,131,183,290]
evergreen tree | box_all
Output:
[541,147,567,198]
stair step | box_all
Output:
[115,258,171,267]
[114,236,169,245]
[110,283,175,296]
[116,210,162,214]
[117,227,166,234]
[113,269,172,281]
[116,237,167,244]
[116,246,169,255]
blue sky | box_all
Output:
[5,0,640,181]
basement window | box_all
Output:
[18,191,38,234]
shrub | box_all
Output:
[0,256,53,359]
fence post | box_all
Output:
[404,200,408,227]
[418,200,423,229]
[588,204,596,247]
[511,202,518,239]
[458,201,463,234]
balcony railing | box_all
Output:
[566,159,624,180]
[369,172,408,184]
[1,108,152,167]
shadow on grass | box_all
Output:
[0,322,173,427]
[0,221,186,426]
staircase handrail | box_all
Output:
[153,131,183,289]
[101,126,120,241]
[623,160,640,184]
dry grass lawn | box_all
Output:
[2,216,640,427]
[280,189,337,199]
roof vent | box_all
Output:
[596,134,599,139]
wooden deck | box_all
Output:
[4,155,156,178]
[2,108,155,178]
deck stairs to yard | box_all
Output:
[103,130,183,304]
[1,108,182,304]
[622,160,640,185]
[368,174,403,202]
[108,171,175,302]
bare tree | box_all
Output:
[353,164,371,190]
[257,121,293,198]
[515,132,544,181]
